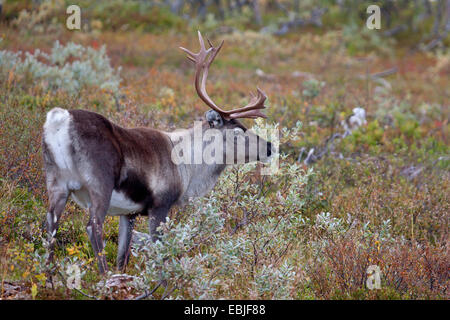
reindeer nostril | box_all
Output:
[267,142,272,157]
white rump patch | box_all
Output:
[43,108,74,171]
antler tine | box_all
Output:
[229,110,267,119]
[180,31,267,120]
[179,31,211,63]
[179,31,229,116]
[179,47,196,62]
[205,40,224,68]
[197,30,206,50]
[228,88,268,119]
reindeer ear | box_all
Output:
[205,110,224,128]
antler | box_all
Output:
[180,31,267,120]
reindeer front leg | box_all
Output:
[117,214,136,271]
[148,205,171,242]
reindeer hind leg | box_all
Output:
[45,182,69,265]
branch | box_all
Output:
[134,281,162,300]
[357,67,398,80]
[57,270,99,300]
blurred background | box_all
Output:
[1,0,449,41]
[0,1,448,300]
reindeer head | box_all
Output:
[180,31,273,164]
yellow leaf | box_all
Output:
[31,283,38,299]
[35,273,47,285]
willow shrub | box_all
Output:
[131,122,311,299]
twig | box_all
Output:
[57,270,99,300]
[113,94,121,112]
[134,281,162,300]
[368,67,398,79]
[302,132,343,165]
[161,285,177,300]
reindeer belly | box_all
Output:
[70,189,143,216]
[108,190,143,215]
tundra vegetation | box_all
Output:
[0,0,449,299]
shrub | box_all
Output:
[0,40,121,95]
[131,124,311,299]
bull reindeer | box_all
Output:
[42,32,273,273]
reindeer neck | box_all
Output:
[166,122,227,203]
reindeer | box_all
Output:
[42,32,273,273]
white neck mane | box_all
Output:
[165,123,227,204]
